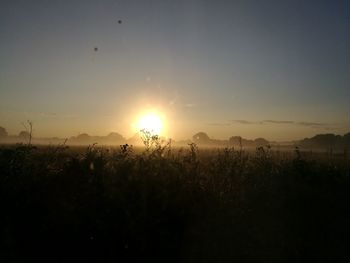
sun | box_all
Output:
[137,113,163,135]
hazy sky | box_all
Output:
[1,0,349,140]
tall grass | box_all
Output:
[0,136,349,262]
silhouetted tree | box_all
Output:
[0,126,8,138]
[192,132,211,144]
[229,136,242,145]
[300,133,343,148]
[76,133,90,140]
[254,138,269,147]
[18,130,30,139]
[343,132,350,145]
[107,132,125,140]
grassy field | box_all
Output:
[0,139,349,262]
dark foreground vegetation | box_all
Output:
[1,139,350,262]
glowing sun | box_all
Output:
[137,113,163,135]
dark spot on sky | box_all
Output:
[94,47,98,52]
[118,20,122,24]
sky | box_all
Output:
[0,0,349,141]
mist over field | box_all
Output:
[1,124,350,153]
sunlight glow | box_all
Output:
[137,113,163,135]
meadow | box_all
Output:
[0,136,349,262]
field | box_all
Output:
[1,139,349,262]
